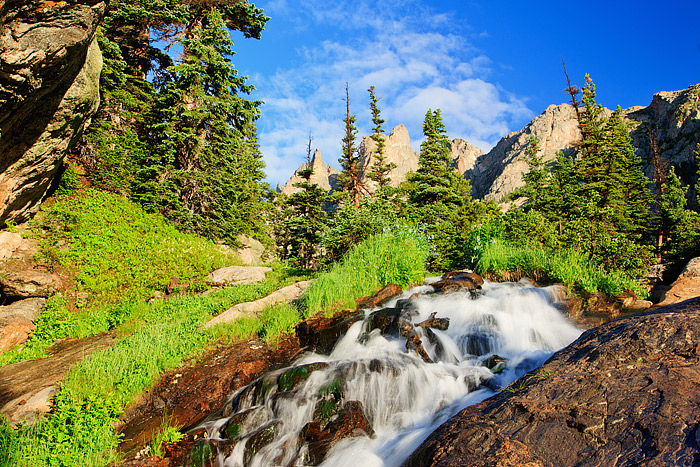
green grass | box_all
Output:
[476,240,648,298]
[35,189,237,309]
[305,227,429,316]
[148,413,184,458]
[0,269,310,467]
[0,264,306,366]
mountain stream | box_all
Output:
[194,279,582,466]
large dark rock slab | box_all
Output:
[404,297,700,467]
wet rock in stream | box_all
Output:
[404,297,700,467]
[304,400,375,465]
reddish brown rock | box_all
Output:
[405,297,700,467]
[296,308,364,355]
[355,283,403,309]
[0,297,45,353]
[118,337,302,458]
[0,263,62,299]
[305,400,375,465]
[443,270,485,286]
[431,270,484,294]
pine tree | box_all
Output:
[283,135,328,270]
[337,84,365,207]
[366,86,396,190]
[409,109,464,207]
[695,143,700,207]
[517,136,551,210]
[74,1,270,244]
[566,79,652,271]
[153,7,267,241]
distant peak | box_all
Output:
[310,148,323,167]
[389,124,410,143]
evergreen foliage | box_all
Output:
[337,84,365,207]
[74,0,270,244]
[366,86,396,190]
[514,76,653,274]
[281,136,328,270]
[409,109,465,207]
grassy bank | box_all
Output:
[1,219,429,466]
[305,226,429,316]
[476,241,648,298]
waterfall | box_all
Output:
[196,279,582,467]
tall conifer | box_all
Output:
[366,86,396,190]
[337,84,365,207]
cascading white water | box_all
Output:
[199,279,582,467]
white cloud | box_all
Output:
[253,0,533,186]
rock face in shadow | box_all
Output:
[404,297,700,467]
[0,0,106,226]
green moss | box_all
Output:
[190,442,215,467]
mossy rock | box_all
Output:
[278,362,329,393]
[243,420,281,464]
[189,441,215,467]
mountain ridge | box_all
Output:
[278,84,700,203]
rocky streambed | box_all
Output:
[125,274,585,466]
[119,272,700,467]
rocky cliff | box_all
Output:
[471,85,700,201]
[405,296,700,467]
[468,103,581,200]
[0,0,106,226]
[627,84,700,206]
[278,148,341,195]
[280,84,700,203]
[278,124,483,195]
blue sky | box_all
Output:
[229,0,700,187]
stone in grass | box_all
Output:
[206,266,272,286]
[0,298,45,353]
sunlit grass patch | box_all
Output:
[305,226,429,316]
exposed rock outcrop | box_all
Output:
[280,84,699,203]
[204,280,312,329]
[357,124,418,191]
[278,149,341,195]
[279,124,484,195]
[657,256,700,307]
[448,138,484,175]
[467,103,581,200]
[626,84,700,206]
[405,297,700,467]
[0,332,115,426]
[206,266,272,286]
[0,297,45,353]
[0,0,106,226]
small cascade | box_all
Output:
[192,279,582,467]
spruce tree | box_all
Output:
[366,86,396,190]
[74,1,270,244]
[283,135,328,270]
[517,136,551,210]
[337,84,365,207]
[409,109,464,207]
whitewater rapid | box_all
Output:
[199,278,582,467]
